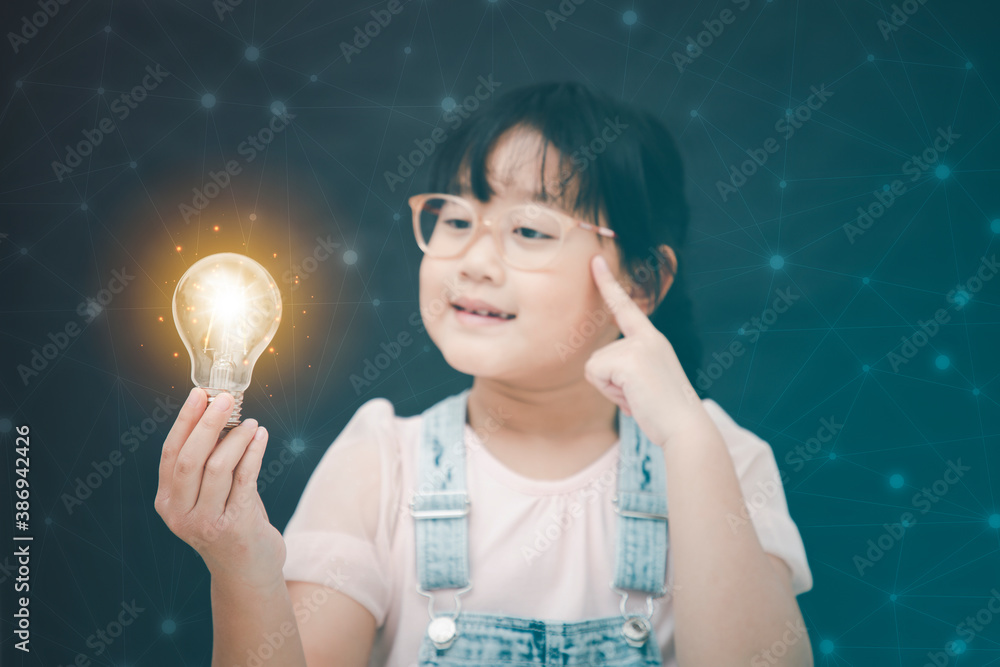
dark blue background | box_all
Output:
[1,1,998,665]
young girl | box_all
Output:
[155,81,813,666]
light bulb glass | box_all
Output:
[172,252,282,428]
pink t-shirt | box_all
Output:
[281,395,813,667]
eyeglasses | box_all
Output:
[408,193,618,271]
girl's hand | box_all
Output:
[584,254,709,448]
[154,388,286,590]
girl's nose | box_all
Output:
[457,221,504,280]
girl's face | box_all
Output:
[418,126,632,386]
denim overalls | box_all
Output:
[409,388,670,666]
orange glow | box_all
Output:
[173,352,179,357]
[213,225,220,231]
[176,245,182,252]
[158,316,164,322]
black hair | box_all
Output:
[424,80,705,397]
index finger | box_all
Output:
[158,387,207,490]
[591,254,651,337]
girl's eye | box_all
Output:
[513,226,555,240]
[444,218,472,229]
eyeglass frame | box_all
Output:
[407,192,618,271]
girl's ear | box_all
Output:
[625,244,677,316]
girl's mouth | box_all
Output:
[451,304,516,325]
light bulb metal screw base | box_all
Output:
[203,387,244,430]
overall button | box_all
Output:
[622,616,651,647]
[427,617,458,649]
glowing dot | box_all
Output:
[249,213,257,221]
[770,255,784,270]
[213,225,220,231]
[173,352,179,357]
[828,452,837,460]
[16,80,23,88]
[889,474,904,488]
[176,245,182,252]
[623,10,637,25]
[441,97,456,112]
[201,93,217,109]
[950,640,967,654]
[310,74,318,82]
[989,514,1000,529]
[890,593,897,601]
[129,161,137,168]
[45,516,53,525]
[779,180,787,188]
[862,277,870,284]
[80,203,88,210]
[20,248,27,255]
[270,101,287,116]
[245,46,259,61]
[162,620,176,634]
[973,388,980,396]
[289,438,305,453]
[862,364,870,372]
[690,109,698,117]
[158,316,164,322]
[104,25,111,33]
[423,345,430,352]
[343,250,358,265]
[952,289,970,306]
[935,164,951,179]
[373,298,380,306]
[965,61,973,70]
[935,355,950,369]
[269,347,275,353]
[785,108,793,116]
[97,87,105,95]
[404,46,411,54]
[990,219,1000,233]
[819,640,834,654]
[867,54,874,62]
[0,418,11,432]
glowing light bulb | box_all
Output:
[172,252,282,428]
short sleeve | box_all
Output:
[701,399,813,596]
[281,397,402,626]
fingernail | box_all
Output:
[254,426,267,441]
[212,393,232,412]
[243,418,258,431]
[185,387,199,406]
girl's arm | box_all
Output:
[210,576,377,667]
[662,414,813,667]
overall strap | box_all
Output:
[411,388,472,591]
[613,410,670,596]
